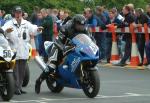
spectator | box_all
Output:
[84,7,104,60]
[115,5,135,66]
[94,6,107,61]
[30,6,40,24]
[47,8,52,16]
[23,12,29,20]
[109,8,124,26]
[2,5,42,95]
[2,10,5,17]
[96,6,111,62]
[30,7,43,56]
[40,8,53,62]
[101,6,111,25]
[146,4,150,27]
[135,8,149,66]
[62,9,72,25]
[51,9,59,23]
[146,40,150,69]
[135,8,150,65]
[56,9,65,28]
[127,3,135,14]
[34,11,43,56]
[108,8,125,59]
[95,6,107,28]
[84,8,98,27]
[4,14,12,22]
[146,4,150,17]
[0,9,5,26]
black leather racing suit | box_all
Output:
[45,20,90,72]
[35,20,93,94]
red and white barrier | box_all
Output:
[90,26,150,33]
[90,23,150,68]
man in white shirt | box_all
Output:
[2,6,42,95]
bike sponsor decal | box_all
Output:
[71,57,80,72]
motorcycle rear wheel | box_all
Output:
[46,76,64,93]
[82,70,100,98]
[1,72,15,101]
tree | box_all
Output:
[0,0,149,15]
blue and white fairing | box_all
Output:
[72,34,99,60]
[57,34,99,88]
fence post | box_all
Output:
[108,24,119,62]
[30,35,39,59]
[143,23,149,65]
[129,24,140,66]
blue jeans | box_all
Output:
[35,33,42,55]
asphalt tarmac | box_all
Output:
[1,60,150,103]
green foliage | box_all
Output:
[0,0,149,15]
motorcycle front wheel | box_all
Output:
[82,70,100,98]
[46,76,64,93]
[1,72,15,101]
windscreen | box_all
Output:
[72,34,93,46]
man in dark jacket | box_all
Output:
[40,8,53,62]
[135,8,149,65]
[116,5,135,66]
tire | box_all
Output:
[82,70,100,98]
[1,72,15,101]
[22,63,30,87]
[46,76,64,93]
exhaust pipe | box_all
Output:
[34,56,47,71]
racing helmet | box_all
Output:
[72,14,86,32]
[72,14,86,25]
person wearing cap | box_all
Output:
[2,5,43,95]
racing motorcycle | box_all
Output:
[0,33,15,101]
[35,33,100,98]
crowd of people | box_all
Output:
[0,3,150,95]
[83,3,150,67]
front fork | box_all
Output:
[79,64,98,84]
[80,64,85,83]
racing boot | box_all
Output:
[35,66,54,94]
[35,71,48,94]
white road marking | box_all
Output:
[10,93,150,103]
